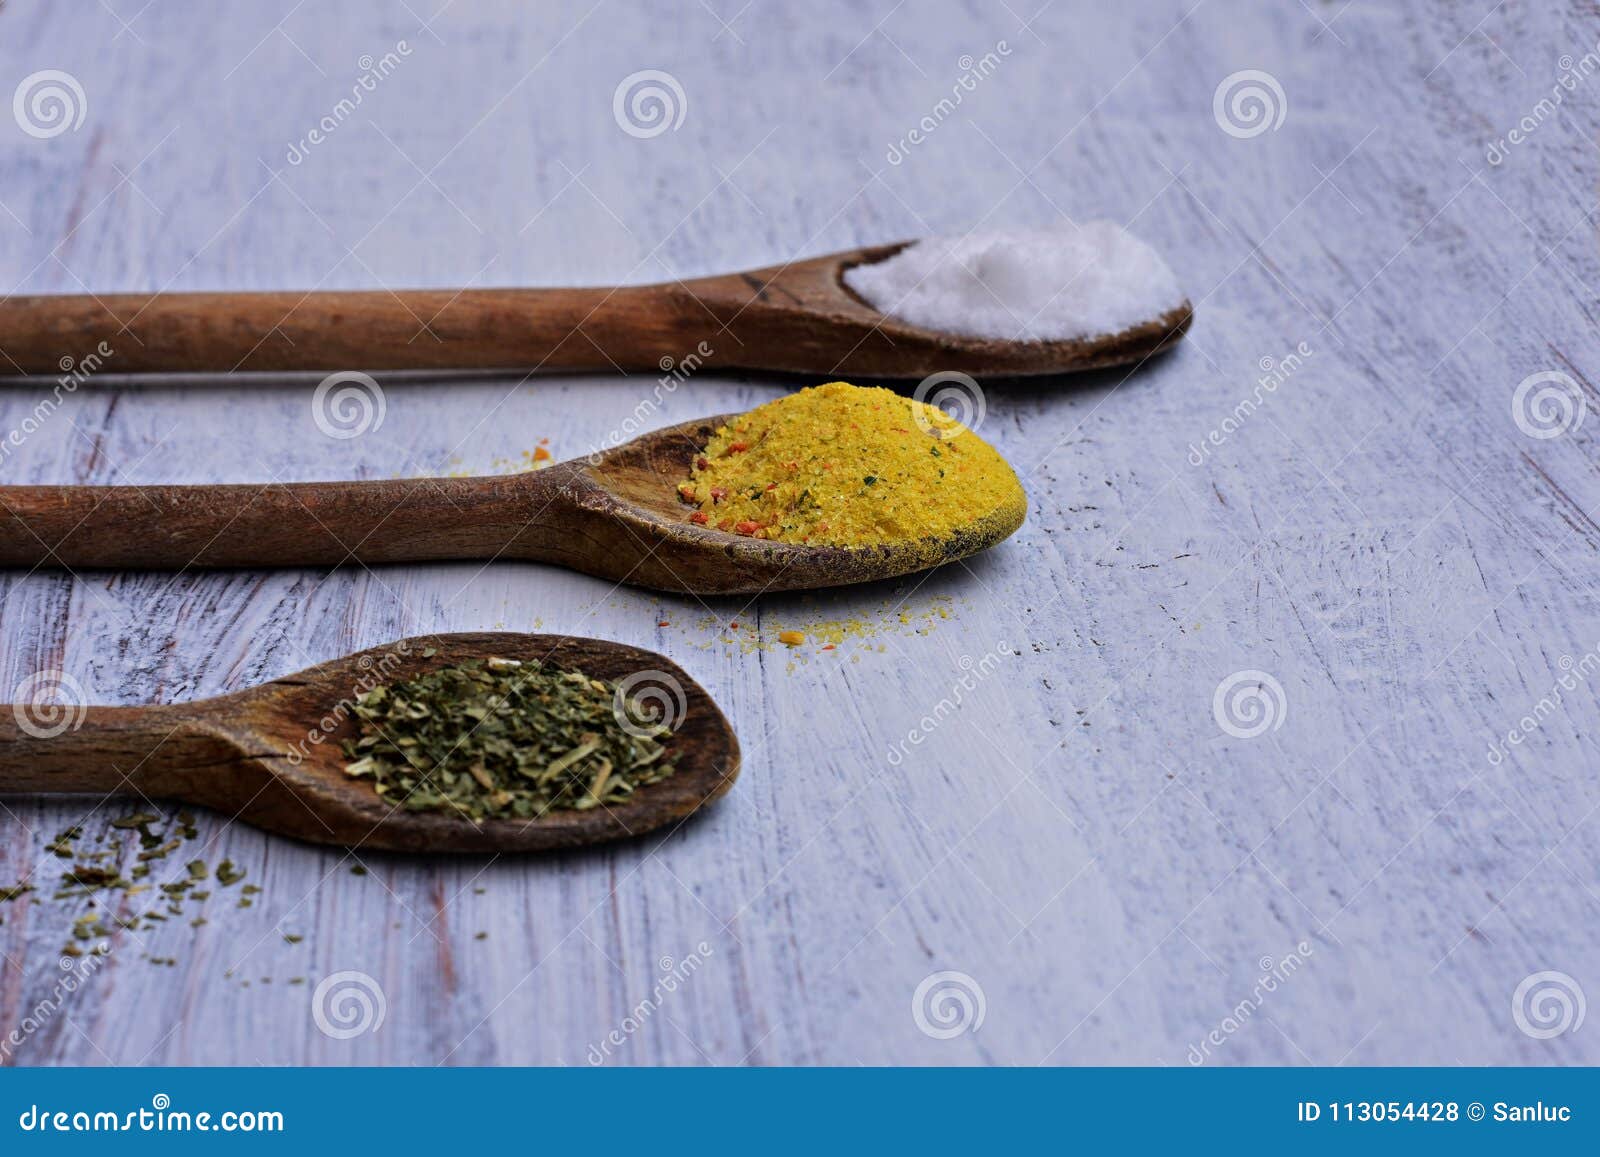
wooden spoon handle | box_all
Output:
[0,705,218,794]
[0,470,567,569]
[0,285,705,374]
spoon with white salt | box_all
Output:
[0,221,1189,378]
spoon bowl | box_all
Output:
[0,633,739,853]
[0,413,1028,594]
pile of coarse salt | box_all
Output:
[842,220,1184,343]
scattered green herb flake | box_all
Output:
[350,864,368,877]
[61,866,122,890]
[46,826,82,857]
[216,861,246,886]
[186,860,207,881]
[283,933,303,944]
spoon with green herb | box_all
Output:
[0,633,739,854]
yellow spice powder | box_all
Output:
[679,381,1024,547]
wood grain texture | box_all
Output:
[0,0,1597,1067]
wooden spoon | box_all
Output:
[0,413,1027,595]
[0,244,1190,379]
[0,633,739,854]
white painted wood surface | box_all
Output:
[1,0,1597,1066]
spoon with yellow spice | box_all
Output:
[0,383,1025,595]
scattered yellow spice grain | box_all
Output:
[680,381,1024,548]
[777,630,806,646]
